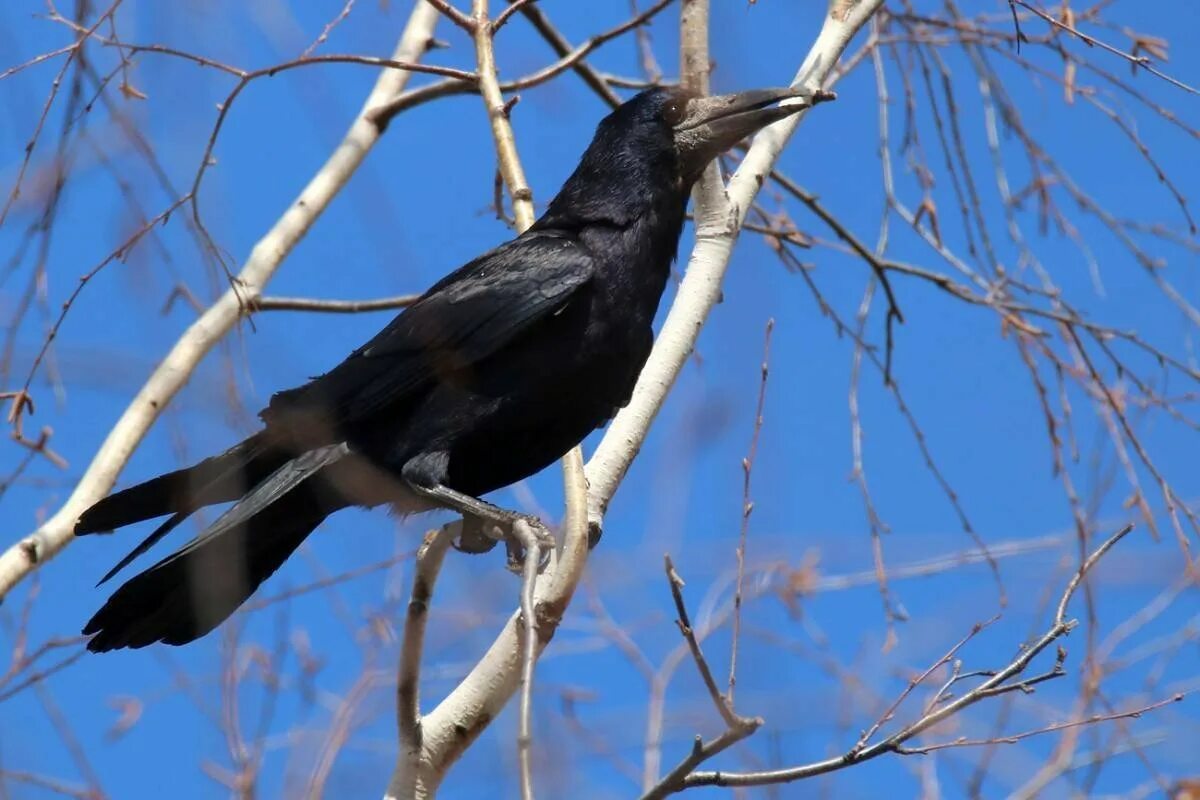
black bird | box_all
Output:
[76,85,821,652]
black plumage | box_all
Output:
[77,85,815,651]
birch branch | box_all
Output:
[472,0,535,230]
[394,2,882,792]
[0,1,442,600]
[389,448,589,798]
[584,0,888,525]
[248,293,420,314]
[680,0,726,244]
[390,526,455,800]
[384,4,590,796]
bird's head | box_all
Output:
[540,85,833,228]
[668,86,833,178]
[604,85,833,182]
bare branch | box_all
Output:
[728,318,773,703]
[584,0,887,526]
[0,1,443,600]
[471,0,534,230]
[664,556,745,731]
[672,525,1137,792]
[511,519,545,800]
[399,448,589,795]
[491,0,536,33]
[387,527,454,800]
[893,694,1185,754]
[248,294,420,314]
[424,0,476,33]
[1009,0,1198,95]
[640,557,762,800]
[367,0,677,126]
[302,0,359,58]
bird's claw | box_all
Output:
[502,516,555,575]
[452,513,554,574]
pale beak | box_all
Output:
[674,86,836,169]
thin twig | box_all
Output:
[642,557,762,800]
[664,556,741,729]
[728,318,773,704]
[511,520,544,800]
[492,0,536,33]
[851,616,1000,755]
[671,525,1136,792]
[1010,0,1198,95]
[302,0,359,57]
[424,0,476,32]
[894,694,1185,754]
[248,294,420,314]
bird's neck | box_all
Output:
[535,139,688,230]
[534,178,689,271]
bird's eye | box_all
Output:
[663,100,687,126]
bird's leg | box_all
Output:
[405,479,554,571]
[401,454,555,570]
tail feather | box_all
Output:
[75,434,282,535]
[83,483,333,651]
[96,511,189,586]
[83,444,354,651]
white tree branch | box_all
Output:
[471,0,536,231]
[389,525,455,800]
[389,447,589,798]
[389,2,884,794]
[464,7,545,794]
[389,2,884,793]
[584,0,886,526]
[382,4,586,796]
[0,1,442,600]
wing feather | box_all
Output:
[262,232,594,427]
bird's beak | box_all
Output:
[674,86,835,169]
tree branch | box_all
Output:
[671,525,1137,792]
[0,0,443,601]
[248,294,420,314]
[472,0,535,230]
[366,0,677,128]
[387,526,454,800]
[423,0,476,33]
[386,13,592,788]
[583,0,886,527]
[397,448,589,797]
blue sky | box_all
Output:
[1,1,1197,797]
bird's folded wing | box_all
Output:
[262,232,595,426]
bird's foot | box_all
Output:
[453,513,555,574]
[452,514,501,554]
[502,516,556,575]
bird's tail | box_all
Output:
[74,433,283,536]
[83,444,351,652]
